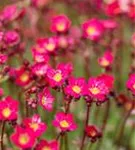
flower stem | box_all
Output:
[56,133,61,141]
[101,100,110,131]
[126,124,134,149]
[65,99,71,114]
[80,103,91,150]
[96,100,110,150]
[116,101,135,146]
[0,121,6,150]
[64,134,69,150]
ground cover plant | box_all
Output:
[0,0,135,150]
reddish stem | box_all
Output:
[80,103,91,150]
[0,121,6,150]
[96,100,110,150]
[116,101,135,146]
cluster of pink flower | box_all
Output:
[0,0,135,150]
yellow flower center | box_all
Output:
[35,45,45,53]
[41,96,47,105]
[30,123,39,131]
[90,130,96,137]
[100,58,109,67]
[72,85,81,94]
[2,108,11,118]
[133,84,135,89]
[19,134,29,145]
[89,87,100,95]
[42,146,51,150]
[56,22,65,31]
[87,26,96,35]
[53,73,62,82]
[45,43,55,51]
[60,120,69,128]
[20,73,29,82]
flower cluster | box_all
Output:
[0,0,135,150]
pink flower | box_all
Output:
[0,53,8,64]
[0,4,20,22]
[35,139,59,150]
[38,37,58,54]
[33,37,58,54]
[64,77,86,99]
[98,74,114,90]
[32,63,49,77]
[82,18,104,41]
[3,30,20,47]
[32,51,50,63]
[50,15,71,33]
[11,126,36,149]
[131,33,135,47]
[57,36,69,49]
[126,74,135,94]
[0,96,18,121]
[98,51,114,68]
[128,4,135,20]
[102,20,118,30]
[57,63,73,75]
[52,112,77,132]
[32,0,49,8]
[0,88,4,96]
[105,1,121,16]
[85,125,102,142]
[0,31,4,42]
[86,74,114,101]
[38,88,55,111]
[46,63,70,88]
[23,114,47,137]
[14,67,31,87]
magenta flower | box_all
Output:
[131,33,135,47]
[0,88,4,96]
[128,4,135,20]
[23,114,47,137]
[36,37,58,54]
[0,4,20,22]
[35,139,59,150]
[0,96,18,121]
[86,74,114,101]
[38,88,55,111]
[52,112,77,132]
[126,74,135,94]
[3,30,20,47]
[33,51,50,63]
[105,1,121,16]
[85,125,102,142]
[58,36,69,49]
[0,53,8,64]
[64,77,86,99]
[57,63,73,75]
[98,74,114,90]
[0,31,4,42]
[32,63,49,77]
[50,15,71,33]
[11,126,36,149]
[32,0,49,8]
[82,18,104,41]
[46,63,70,88]
[98,51,114,68]
[102,19,118,30]
[14,67,31,87]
